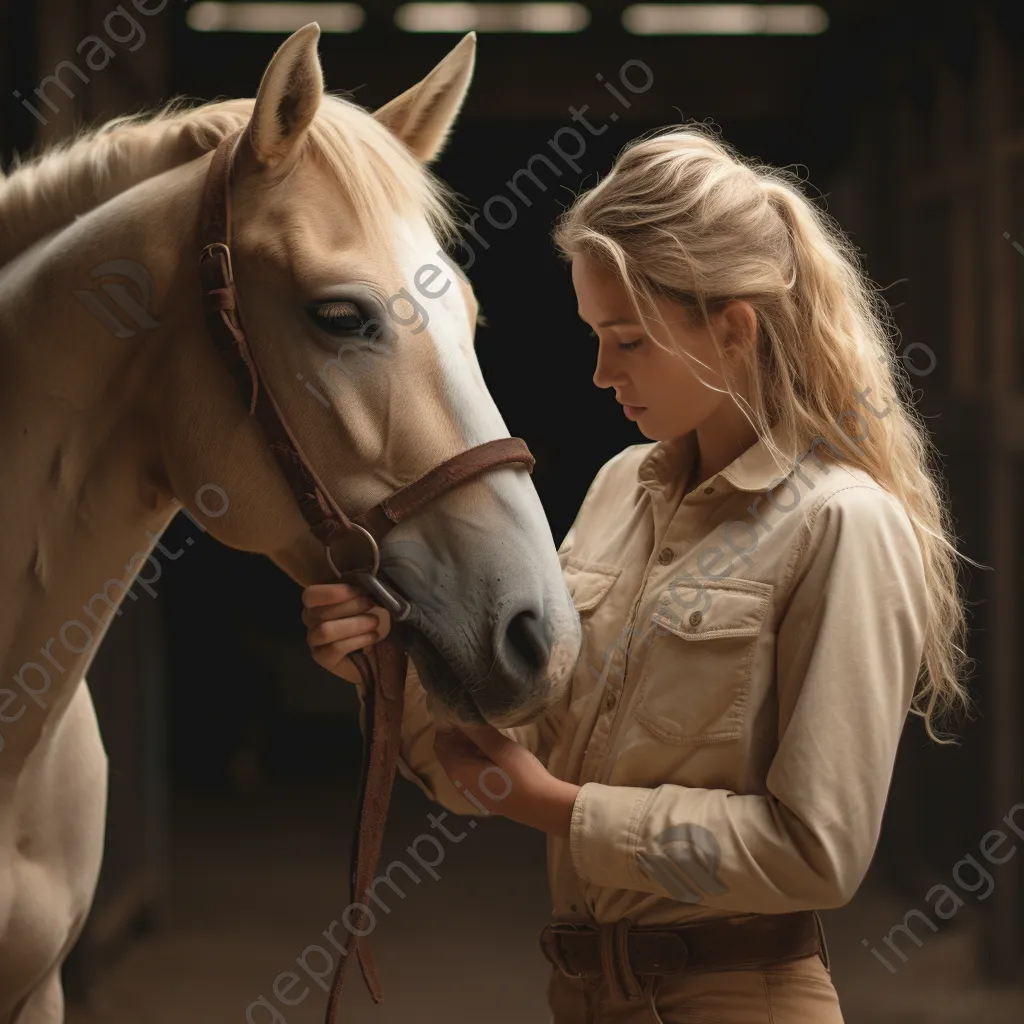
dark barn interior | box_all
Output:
[3,1,1024,1020]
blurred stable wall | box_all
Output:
[0,0,1022,992]
[842,4,1024,977]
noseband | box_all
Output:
[198,127,535,1020]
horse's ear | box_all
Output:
[373,32,476,163]
[242,22,323,172]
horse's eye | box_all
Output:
[309,300,371,336]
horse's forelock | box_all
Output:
[305,95,461,251]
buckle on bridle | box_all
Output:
[200,241,234,285]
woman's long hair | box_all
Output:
[553,124,973,743]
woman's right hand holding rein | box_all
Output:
[302,582,393,684]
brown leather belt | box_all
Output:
[540,911,828,982]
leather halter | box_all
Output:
[198,127,535,1020]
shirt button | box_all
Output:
[605,691,617,711]
[689,610,703,627]
[703,486,715,494]
[657,546,674,565]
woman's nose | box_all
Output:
[592,346,625,390]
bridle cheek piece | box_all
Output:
[198,126,536,1019]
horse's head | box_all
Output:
[160,25,580,727]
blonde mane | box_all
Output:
[0,93,460,268]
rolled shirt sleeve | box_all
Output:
[568,484,929,911]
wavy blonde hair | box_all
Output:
[552,124,974,743]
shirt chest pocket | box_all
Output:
[563,555,621,616]
[632,579,773,745]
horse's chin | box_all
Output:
[399,623,488,727]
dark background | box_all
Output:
[3,2,1023,1020]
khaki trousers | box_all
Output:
[546,952,845,1023]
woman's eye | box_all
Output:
[587,328,641,350]
[309,301,370,336]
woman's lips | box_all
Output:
[623,404,646,421]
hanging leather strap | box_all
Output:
[323,639,408,1014]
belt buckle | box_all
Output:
[541,924,594,980]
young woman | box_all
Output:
[302,125,970,1022]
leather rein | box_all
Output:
[197,127,535,1021]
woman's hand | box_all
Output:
[302,582,392,682]
[433,724,581,838]
[302,587,581,835]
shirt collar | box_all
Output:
[637,432,697,493]
[637,420,799,495]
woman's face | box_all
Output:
[572,252,751,442]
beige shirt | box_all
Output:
[374,423,928,927]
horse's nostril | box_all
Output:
[500,607,551,677]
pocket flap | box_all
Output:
[652,582,771,640]
[563,556,620,613]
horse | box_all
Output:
[0,25,580,1022]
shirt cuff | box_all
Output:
[569,782,652,888]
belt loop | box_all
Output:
[598,923,622,1000]
[615,919,644,1000]
[600,920,643,1002]
[812,911,831,971]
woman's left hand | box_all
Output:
[432,724,581,838]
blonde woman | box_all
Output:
[302,125,970,1022]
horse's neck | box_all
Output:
[0,161,202,767]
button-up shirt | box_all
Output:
[377,424,928,926]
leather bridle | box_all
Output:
[198,126,536,1020]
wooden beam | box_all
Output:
[980,11,1021,980]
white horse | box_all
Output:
[0,26,579,1022]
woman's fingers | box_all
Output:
[307,614,380,649]
[310,640,366,679]
[301,584,394,684]
[434,730,495,785]
[301,594,376,628]
[302,582,363,608]
[301,585,393,641]
[434,726,485,758]
[454,724,541,784]
[458,724,514,760]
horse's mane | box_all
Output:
[0,93,460,269]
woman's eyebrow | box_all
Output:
[578,314,641,328]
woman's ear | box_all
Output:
[721,300,758,360]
